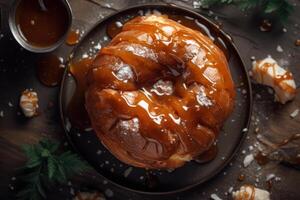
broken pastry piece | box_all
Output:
[19,89,39,117]
[251,56,296,104]
[73,192,105,200]
[232,185,270,200]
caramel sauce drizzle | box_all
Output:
[256,61,295,102]
[235,185,256,200]
[66,30,80,46]
[37,54,65,87]
[68,14,235,168]
[68,58,94,129]
[256,133,300,166]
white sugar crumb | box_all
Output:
[290,108,299,118]
[115,65,134,82]
[104,3,111,8]
[103,36,109,41]
[210,193,222,200]
[267,88,274,94]
[8,102,13,107]
[276,45,283,52]
[70,187,75,195]
[124,167,133,178]
[195,85,213,107]
[94,43,102,50]
[275,176,281,181]
[115,21,123,28]
[104,189,114,198]
[167,168,175,173]
[65,118,72,132]
[228,187,233,194]
[266,173,276,181]
[242,128,248,132]
[138,10,143,16]
[122,91,138,105]
[96,150,102,155]
[0,111,4,118]
[151,80,174,96]
[119,118,139,135]
[193,1,202,9]
[283,28,287,32]
[19,90,39,117]
[84,127,93,132]
[152,10,162,15]
[243,154,254,167]
[9,184,14,190]
[82,53,89,58]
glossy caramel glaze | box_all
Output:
[68,58,94,129]
[66,30,80,46]
[85,15,235,169]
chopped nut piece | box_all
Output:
[260,20,272,32]
[232,185,270,200]
[251,56,296,104]
[290,109,299,118]
[210,193,222,200]
[243,154,254,167]
[19,89,39,117]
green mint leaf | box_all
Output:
[47,157,56,180]
[41,149,50,158]
[265,0,282,13]
[18,138,91,200]
[36,177,46,199]
[40,140,60,153]
[200,0,294,23]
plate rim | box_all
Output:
[59,3,253,195]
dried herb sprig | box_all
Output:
[17,139,91,200]
[202,0,294,22]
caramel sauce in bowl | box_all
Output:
[9,0,72,53]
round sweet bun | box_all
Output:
[85,15,235,169]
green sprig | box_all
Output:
[17,139,91,200]
[202,0,294,22]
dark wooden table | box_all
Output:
[0,0,299,199]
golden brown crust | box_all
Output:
[85,15,235,169]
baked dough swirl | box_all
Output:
[85,15,235,169]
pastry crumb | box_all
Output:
[19,89,39,117]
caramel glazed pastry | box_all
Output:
[85,15,235,169]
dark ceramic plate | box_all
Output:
[60,4,252,194]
